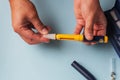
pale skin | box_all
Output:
[9,0,107,45]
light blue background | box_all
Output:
[0,0,120,80]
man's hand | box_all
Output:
[9,0,51,44]
[74,0,107,45]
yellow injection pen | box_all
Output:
[44,34,108,43]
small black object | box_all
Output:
[71,61,96,80]
[83,36,104,43]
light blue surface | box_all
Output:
[0,0,120,80]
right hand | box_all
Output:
[9,0,51,45]
[74,0,107,45]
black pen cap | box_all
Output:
[71,61,96,80]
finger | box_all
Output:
[97,29,106,36]
[18,26,50,43]
[94,24,106,36]
[30,15,49,35]
[93,30,97,36]
[85,16,94,40]
[20,35,49,45]
[46,26,51,32]
[23,22,35,29]
[20,35,41,45]
[82,31,91,45]
[74,24,83,34]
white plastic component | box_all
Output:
[43,34,56,40]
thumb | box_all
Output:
[85,16,94,40]
[30,16,49,35]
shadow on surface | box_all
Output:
[91,42,113,52]
[41,41,63,50]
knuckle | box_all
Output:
[85,25,93,31]
[14,28,19,33]
[23,38,35,45]
[29,32,34,39]
[12,23,19,33]
[13,27,19,33]
[29,13,37,21]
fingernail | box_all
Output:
[41,28,48,34]
[86,34,93,40]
